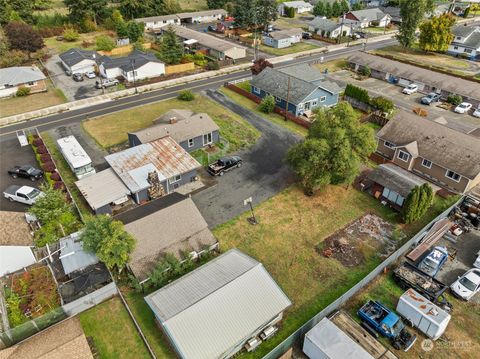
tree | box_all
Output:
[29,186,70,224]
[0,0,33,25]
[332,0,342,17]
[4,22,43,56]
[285,6,295,18]
[287,102,376,194]
[419,14,455,52]
[397,0,434,49]
[402,183,434,223]
[96,35,115,51]
[324,2,332,18]
[258,95,275,113]
[257,0,278,29]
[159,25,183,64]
[233,0,256,28]
[164,0,181,14]
[340,0,349,14]
[0,27,9,57]
[119,0,166,20]
[64,0,109,26]
[63,27,80,41]
[351,2,364,11]
[126,20,144,42]
[81,215,135,271]
[313,1,325,17]
[207,0,228,9]
[251,57,272,75]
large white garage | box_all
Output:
[59,48,97,74]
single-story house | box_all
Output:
[0,246,36,277]
[59,48,97,74]
[379,6,401,24]
[365,163,440,210]
[0,66,47,98]
[105,136,201,204]
[347,52,480,106]
[144,249,292,359]
[375,110,480,194]
[75,168,131,215]
[250,64,341,116]
[177,9,227,24]
[169,25,247,60]
[128,109,220,151]
[278,1,313,16]
[134,14,180,31]
[343,8,391,28]
[308,17,352,38]
[99,50,165,82]
[115,193,218,283]
[447,25,480,60]
[263,28,303,48]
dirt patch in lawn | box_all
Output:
[319,214,397,267]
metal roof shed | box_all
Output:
[144,249,292,359]
[59,232,98,275]
[303,318,374,359]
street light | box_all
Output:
[131,58,138,94]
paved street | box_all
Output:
[192,90,301,227]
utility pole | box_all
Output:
[284,76,291,121]
[131,58,137,94]
[92,54,105,95]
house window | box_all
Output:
[464,49,472,53]
[454,46,459,50]
[320,96,326,102]
[311,99,318,106]
[169,175,181,184]
[26,81,36,86]
[188,138,194,147]
[422,159,432,169]
[384,141,395,148]
[252,86,260,94]
[456,36,461,40]
[275,96,281,103]
[445,170,461,182]
[203,132,212,145]
[397,150,409,162]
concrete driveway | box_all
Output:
[192,90,301,228]
[45,55,102,102]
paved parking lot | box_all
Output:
[45,55,102,101]
[329,70,480,134]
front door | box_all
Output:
[304,101,311,111]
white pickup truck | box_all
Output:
[3,185,44,205]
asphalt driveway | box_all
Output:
[192,90,302,228]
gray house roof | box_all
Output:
[100,50,163,71]
[144,249,292,359]
[452,25,479,38]
[59,232,98,275]
[348,52,480,100]
[130,109,219,144]
[379,6,401,22]
[451,26,480,49]
[268,28,303,40]
[0,66,46,86]
[279,1,312,8]
[278,63,325,83]
[59,48,96,67]
[176,9,227,19]
[377,110,480,180]
[308,17,342,32]
[348,8,388,22]
[135,14,179,23]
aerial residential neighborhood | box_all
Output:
[1,1,480,359]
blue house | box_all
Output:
[250,64,341,116]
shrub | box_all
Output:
[258,95,276,113]
[177,90,195,101]
[50,172,61,181]
[36,26,64,38]
[16,86,31,97]
[53,182,64,190]
[33,138,44,147]
[36,145,48,154]
[447,94,462,106]
[402,184,434,224]
[0,50,29,68]
[96,35,115,51]
[371,20,380,27]
[206,61,220,70]
[359,65,371,77]
[40,154,52,163]
[82,40,95,48]
[344,83,370,103]
[80,18,97,33]
[63,27,80,42]
[42,162,56,172]
[369,96,394,114]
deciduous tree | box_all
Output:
[397,0,434,49]
[256,0,278,29]
[64,0,109,26]
[251,57,272,75]
[119,0,166,20]
[4,22,44,56]
[126,21,144,42]
[29,186,70,224]
[207,0,228,9]
[419,14,455,52]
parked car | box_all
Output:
[84,71,96,79]
[95,78,119,89]
[420,92,441,105]
[354,31,367,38]
[450,268,480,301]
[402,84,418,95]
[207,156,242,176]
[474,250,480,269]
[8,165,43,181]
[358,300,417,351]
[3,185,44,205]
[418,246,448,277]
[302,31,312,39]
[72,73,84,82]
[454,102,472,114]
[472,106,480,118]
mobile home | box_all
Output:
[57,136,96,179]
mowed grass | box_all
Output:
[79,297,151,359]
[44,31,113,54]
[213,185,400,358]
[219,87,308,137]
[346,273,480,359]
[313,58,347,73]
[180,0,208,11]
[82,95,260,149]
[0,80,66,118]
[259,42,320,56]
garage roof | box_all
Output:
[0,66,46,86]
[59,48,97,67]
[0,246,36,277]
[145,249,292,359]
[75,168,130,211]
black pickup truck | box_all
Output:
[207,156,242,176]
[8,165,43,181]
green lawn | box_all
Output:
[259,42,320,56]
[79,297,151,359]
[179,0,208,11]
[44,31,112,54]
[0,80,66,118]
[219,87,308,137]
[313,58,347,73]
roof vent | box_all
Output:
[169,117,177,124]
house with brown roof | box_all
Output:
[128,109,220,151]
[375,110,480,194]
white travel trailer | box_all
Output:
[57,136,96,179]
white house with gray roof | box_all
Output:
[0,66,47,98]
[99,50,165,81]
[448,25,480,60]
[135,9,227,30]
[263,28,303,48]
[250,64,341,116]
[308,17,352,38]
[144,249,292,359]
[278,1,313,16]
[343,8,391,28]
[59,48,97,74]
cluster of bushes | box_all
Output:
[344,83,370,103]
[284,6,296,18]
[344,84,394,114]
[258,95,276,114]
[16,86,31,97]
[31,136,64,190]
[447,94,462,106]
[177,90,195,101]
[313,0,350,18]
[182,53,208,66]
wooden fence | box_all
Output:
[98,42,153,56]
[165,62,195,75]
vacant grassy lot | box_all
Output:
[259,42,319,56]
[82,95,260,149]
[44,31,113,54]
[213,185,400,358]
[313,58,347,73]
[79,297,151,359]
[346,273,480,359]
[180,0,208,10]
[0,81,66,118]
[219,87,309,137]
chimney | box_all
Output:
[169,117,177,124]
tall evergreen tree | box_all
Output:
[207,0,228,9]
[402,183,434,223]
[340,0,349,14]
[159,25,184,64]
[397,0,434,48]
[256,0,278,29]
[313,1,325,17]
[332,0,342,17]
[233,0,256,28]
[324,2,332,18]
